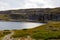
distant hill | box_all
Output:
[0,7,60,22]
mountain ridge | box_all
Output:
[0,7,60,14]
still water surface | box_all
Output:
[0,22,45,30]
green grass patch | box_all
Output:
[12,22,60,40]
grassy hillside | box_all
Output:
[12,21,60,40]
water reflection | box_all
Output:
[0,22,45,30]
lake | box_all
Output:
[0,22,45,30]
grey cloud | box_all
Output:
[0,0,60,10]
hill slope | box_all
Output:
[0,8,60,22]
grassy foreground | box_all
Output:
[0,30,11,40]
[11,21,60,40]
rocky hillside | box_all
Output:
[0,7,60,22]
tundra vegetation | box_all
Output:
[0,30,11,40]
[11,21,60,40]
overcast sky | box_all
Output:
[0,0,60,11]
